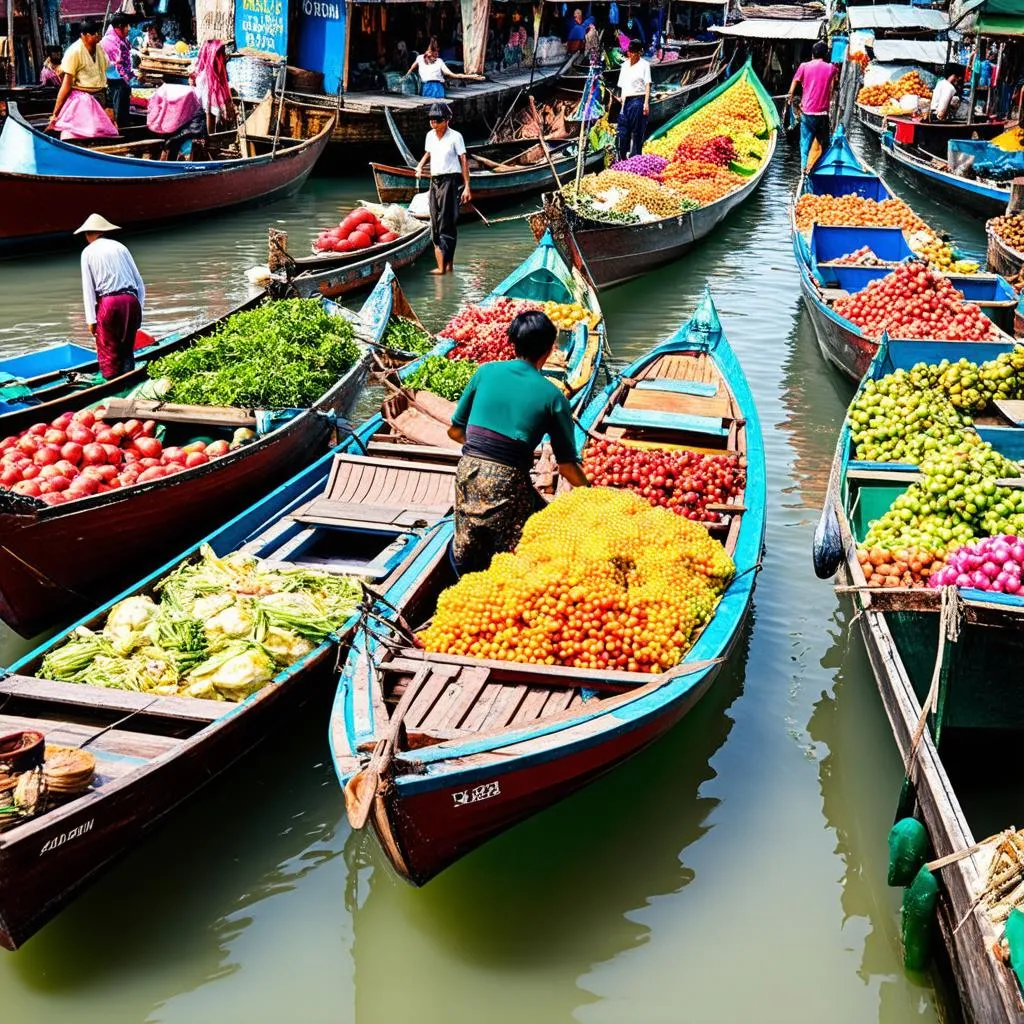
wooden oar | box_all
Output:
[528,96,564,191]
[344,663,431,830]
[466,202,491,226]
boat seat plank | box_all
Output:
[601,432,729,455]
[292,498,451,529]
[993,399,1024,425]
[400,667,460,728]
[367,440,461,462]
[480,684,528,730]
[0,675,231,724]
[458,682,505,732]
[622,388,731,420]
[102,397,257,428]
[606,406,729,436]
[634,379,718,397]
[511,686,554,726]
[541,687,577,717]
[432,667,490,731]
[0,712,183,761]
[821,287,850,302]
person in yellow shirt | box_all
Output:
[47,22,118,140]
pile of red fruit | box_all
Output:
[582,439,745,522]
[442,297,541,363]
[0,409,230,506]
[833,266,1000,342]
[314,208,400,254]
[672,134,736,168]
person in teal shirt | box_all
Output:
[448,310,589,573]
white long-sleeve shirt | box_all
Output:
[81,237,146,326]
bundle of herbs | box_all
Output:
[39,546,363,702]
[147,300,362,409]
[402,355,479,402]
[383,316,435,356]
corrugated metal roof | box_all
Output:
[847,5,948,31]
[872,38,951,61]
[711,16,824,38]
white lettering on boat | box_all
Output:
[302,0,341,18]
[39,818,94,855]
[452,781,500,807]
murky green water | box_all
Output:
[0,128,984,1022]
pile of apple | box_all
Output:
[832,265,1000,342]
[313,208,401,254]
[582,439,745,522]
[442,297,541,363]
[0,409,230,506]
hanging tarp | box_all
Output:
[976,12,1024,33]
[711,17,823,40]
[847,4,948,31]
[57,0,111,19]
[460,0,488,75]
[197,0,236,44]
[872,39,951,64]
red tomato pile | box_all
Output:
[0,409,231,506]
[672,135,736,167]
[832,266,1000,341]
[582,440,745,522]
[314,209,400,254]
[442,297,541,363]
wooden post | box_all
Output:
[967,35,980,126]
[342,0,352,92]
[26,0,43,80]
[1007,177,1024,215]
[5,0,15,88]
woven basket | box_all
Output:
[43,746,96,798]
[228,55,282,102]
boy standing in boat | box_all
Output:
[615,40,651,161]
[76,214,146,380]
[785,41,837,172]
[47,21,118,140]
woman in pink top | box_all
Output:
[785,41,838,171]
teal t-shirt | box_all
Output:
[451,359,578,463]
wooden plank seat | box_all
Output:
[605,405,729,437]
[103,397,257,428]
[993,399,1024,426]
[622,387,732,420]
[634,379,718,397]
[290,453,456,529]
[0,712,184,763]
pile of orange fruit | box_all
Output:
[857,546,947,589]
[857,71,932,107]
[420,487,734,673]
[795,193,930,235]
[661,160,745,204]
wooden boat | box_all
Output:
[793,130,1017,382]
[0,103,333,254]
[280,61,570,158]
[270,219,433,300]
[369,109,606,208]
[0,443,456,951]
[332,287,766,884]
[813,335,1024,1023]
[534,62,779,289]
[880,128,1010,217]
[0,280,386,639]
[374,230,606,451]
[856,106,1005,147]
[987,222,1024,281]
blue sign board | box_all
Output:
[235,0,288,58]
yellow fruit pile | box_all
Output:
[857,71,932,107]
[579,169,689,217]
[644,80,768,159]
[541,300,601,331]
[420,488,734,673]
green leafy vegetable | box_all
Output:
[148,299,362,409]
[384,316,435,356]
[402,355,479,402]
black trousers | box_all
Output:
[108,79,130,128]
[617,95,648,161]
[429,173,461,265]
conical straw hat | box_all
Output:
[73,213,121,235]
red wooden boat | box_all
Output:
[0,281,385,638]
[0,104,333,254]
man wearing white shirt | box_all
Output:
[75,213,146,379]
[930,69,961,121]
[616,39,652,161]
[414,103,472,275]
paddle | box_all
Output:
[344,664,430,830]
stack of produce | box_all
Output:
[645,80,767,158]
[567,170,698,221]
[420,487,734,673]
[608,153,668,178]
[402,355,479,401]
[856,547,948,589]
[148,300,361,409]
[833,245,891,267]
[795,194,929,235]
[39,545,362,700]
[660,160,746,204]
[314,206,410,254]
[540,300,600,332]
[442,297,541,362]
[848,352,1024,578]
[928,535,1024,594]
[671,135,737,166]
[856,71,932,107]
[906,229,978,274]
[990,210,1024,254]
[832,265,999,341]
[582,439,744,522]
[0,409,237,506]
[383,316,435,356]
[849,51,870,69]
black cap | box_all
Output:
[627,39,644,53]
[428,102,453,122]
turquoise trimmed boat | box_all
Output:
[331,287,765,885]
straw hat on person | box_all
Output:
[74,213,121,235]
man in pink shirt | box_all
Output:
[786,41,838,171]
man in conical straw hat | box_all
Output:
[75,214,146,380]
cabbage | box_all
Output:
[185,641,275,701]
[262,626,315,666]
[190,593,235,621]
[204,600,266,645]
[103,595,158,656]
[126,648,180,692]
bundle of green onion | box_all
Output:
[39,546,362,702]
